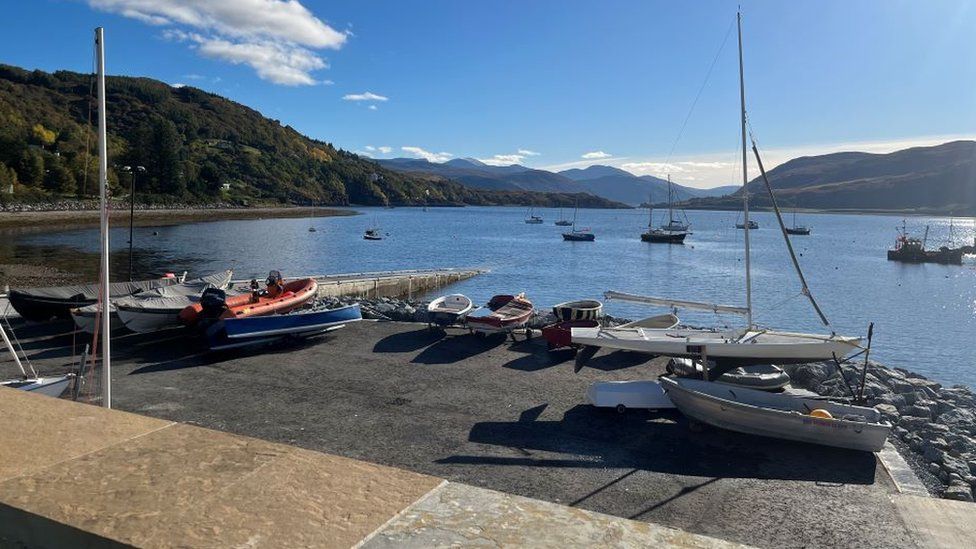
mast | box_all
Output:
[96,27,111,408]
[667,174,674,225]
[1,324,28,379]
[737,11,753,328]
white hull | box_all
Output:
[661,377,890,452]
[572,326,859,365]
[116,307,180,333]
[71,308,123,333]
[2,375,72,398]
[586,380,675,410]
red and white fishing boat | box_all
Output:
[466,293,534,338]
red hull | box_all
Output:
[542,320,600,349]
[466,294,533,330]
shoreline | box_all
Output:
[0,206,356,231]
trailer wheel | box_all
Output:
[615,404,626,414]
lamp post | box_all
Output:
[122,165,146,281]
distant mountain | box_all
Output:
[559,165,733,205]
[679,141,976,215]
[376,157,588,193]
[692,185,740,198]
[560,165,635,181]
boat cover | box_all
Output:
[13,277,181,302]
[82,271,234,313]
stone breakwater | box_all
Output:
[324,296,976,504]
[784,361,976,502]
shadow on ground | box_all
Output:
[439,403,877,484]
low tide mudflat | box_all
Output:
[7,318,917,548]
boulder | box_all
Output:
[923,441,947,463]
[904,404,933,420]
[942,456,972,479]
[943,482,974,502]
[891,379,916,394]
[785,362,837,391]
[875,404,900,421]
[899,416,928,430]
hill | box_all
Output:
[376,157,589,193]
[559,165,731,205]
[679,141,976,215]
[0,64,625,209]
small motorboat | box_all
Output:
[668,358,791,391]
[524,207,544,224]
[73,270,233,333]
[207,303,362,351]
[736,220,759,229]
[364,228,383,240]
[115,270,235,333]
[551,299,603,321]
[179,271,317,326]
[9,275,183,322]
[542,319,599,351]
[466,293,534,337]
[660,376,891,452]
[785,226,810,235]
[427,294,474,328]
[562,229,595,241]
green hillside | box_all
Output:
[0,64,625,209]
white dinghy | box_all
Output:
[115,270,234,333]
[669,358,791,391]
[573,12,862,371]
[1,321,72,398]
[427,294,474,328]
[660,376,891,452]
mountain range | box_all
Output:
[679,140,976,215]
[376,158,736,206]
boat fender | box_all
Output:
[809,409,833,419]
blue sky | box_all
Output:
[3,0,976,187]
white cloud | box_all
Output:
[364,145,376,151]
[581,151,612,160]
[170,82,186,88]
[378,146,393,154]
[343,91,388,102]
[517,149,540,157]
[368,104,378,111]
[402,146,452,163]
[90,0,346,85]
[621,162,687,174]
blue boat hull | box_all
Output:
[207,304,362,350]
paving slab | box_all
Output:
[363,481,749,548]
[892,494,976,548]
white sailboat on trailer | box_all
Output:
[572,12,861,370]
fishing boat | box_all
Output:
[114,270,235,333]
[573,12,862,373]
[466,293,534,336]
[179,272,317,326]
[427,294,474,328]
[1,322,73,397]
[785,206,810,235]
[206,303,361,351]
[887,221,963,264]
[364,228,383,240]
[552,299,603,321]
[642,177,690,244]
[561,200,595,241]
[660,376,891,452]
[524,206,544,224]
[668,358,790,391]
[9,276,183,322]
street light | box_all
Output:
[121,165,146,281]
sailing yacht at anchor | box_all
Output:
[573,14,861,371]
[642,175,690,244]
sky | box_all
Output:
[3,0,976,188]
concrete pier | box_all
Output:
[278,268,485,300]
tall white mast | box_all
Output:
[667,174,674,224]
[96,27,111,408]
[737,11,753,328]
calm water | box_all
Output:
[6,207,976,387]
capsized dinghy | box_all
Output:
[427,294,473,327]
[660,376,891,452]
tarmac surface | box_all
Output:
[7,319,918,548]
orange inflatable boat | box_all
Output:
[179,272,318,326]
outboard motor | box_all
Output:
[199,287,228,320]
[266,270,283,286]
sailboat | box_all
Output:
[562,199,595,241]
[555,206,572,226]
[572,12,861,371]
[642,176,690,243]
[785,204,810,235]
[524,206,544,224]
[1,321,73,397]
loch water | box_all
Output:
[5,207,976,387]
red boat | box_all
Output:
[466,293,534,337]
[542,319,600,351]
[179,272,318,326]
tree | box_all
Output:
[32,123,56,148]
[44,157,76,195]
[0,162,18,192]
[16,148,44,187]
